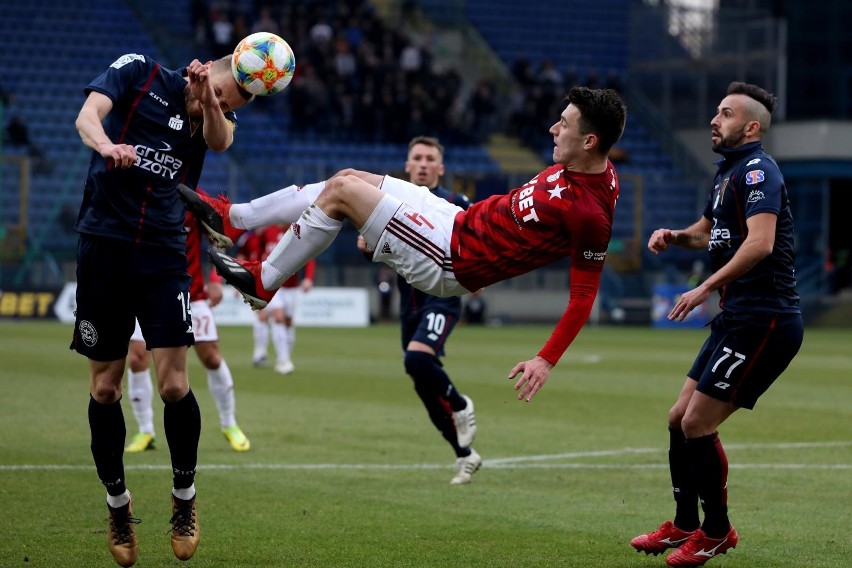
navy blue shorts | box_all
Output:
[71,235,194,361]
[689,312,804,409]
[400,306,460,357]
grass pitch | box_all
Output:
[0,321,849,567]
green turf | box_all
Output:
[0,321,849,567]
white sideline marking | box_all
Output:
[1,441,849,472]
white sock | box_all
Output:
[286,325,296,355]
[206,360,236,429]
[106,490,131,509]
[271,322,290,364]
[230,182,326,229]
[253,319,269,361]
[260,204,342,290]
[172,484,196,501]
[127,368,155,435]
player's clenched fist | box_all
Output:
[647,228,675,254]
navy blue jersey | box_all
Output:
[703,141,799,315]
[398,185,472,320]
[75,54,237,249]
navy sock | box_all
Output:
[669,427,699,531]
[404,350,466,455]
[686,432,730,537]
[88,396,127,497]
[163,389,201,490]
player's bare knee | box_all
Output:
[317,175,356,216]
[91,381,122,403]
[667,406,685,430]
[158,380,189,402]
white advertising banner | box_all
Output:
[213,285,370,327]
[55,283,370,328]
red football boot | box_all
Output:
[631,521,697,555]
[177,184,244,247]
[666,526,739,567]
[207,248,276,310]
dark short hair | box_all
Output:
[727,81,776,114]
[566,87,627,156]
[407,136,444,158]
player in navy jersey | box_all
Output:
[631,82,803,567]
[71,51,253,566]
[181,86,626,404]
[357,136,480,484]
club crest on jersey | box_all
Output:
[745,170,765,185]
[168,114,184,130]
[715,178,729,208]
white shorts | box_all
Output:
[360,176,471,298]
[267,286,298,316]
[130,300,218,345]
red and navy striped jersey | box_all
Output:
[451,163,619,291]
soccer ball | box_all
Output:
[231,32,296,96]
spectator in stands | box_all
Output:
[632,82,803,567]
[537,59,563,86]
[4,114,50,173]
[511,55,536,87]
[199,0,467,145]
[469,80,497,143]
[4,114,31,148]
[251,5,279,35]
[209,7,235,58]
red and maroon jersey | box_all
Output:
[451,163,619,291]
[243,224,316,288]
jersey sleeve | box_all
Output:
[537,267,601,364]
[739,162,783,217]
[85,53,151,103]
[569,216,611,272]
